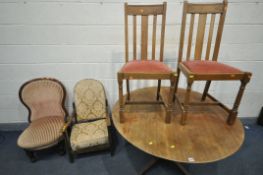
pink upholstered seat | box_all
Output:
[17,116,64,150]
[182,60,242,74]
[121,60,172,74]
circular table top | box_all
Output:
[112,87,245,164]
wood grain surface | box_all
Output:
[112,87,244,163]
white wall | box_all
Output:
[0,0,262,123]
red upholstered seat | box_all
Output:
[120,60,172,73]
[182,60,242,74]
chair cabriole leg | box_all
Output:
[56,140,66,156]
[63,129,74,163]
[108,124,115,156]
[25,150,37,162]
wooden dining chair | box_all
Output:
[174,0,252,125]
[117,2,177,124]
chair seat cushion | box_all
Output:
[17,116,64,150]
[120,60,172,73]
[182,60,242,74]
[70,119,109,151]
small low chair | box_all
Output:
[17,78,67,162]
[118,2,177,124]
[174,0,252,125]
[64,79,113,162]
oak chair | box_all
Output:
[17,78,67,162]
[63,79,113,162]
[174,0,252,125]
[118,2,177,123]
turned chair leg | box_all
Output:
[68,151,75,163]
[108,125,115,156]
[156,80,161,101]
[56,140,66,156]
[126,79,130,101]
[165,75,176,123]
[181,79,193,125]
[173,68,180,102]
[227,74,251,125]
[63,129,74,163]
[118,73,124,123]
[201,80,211,101]
[25,150,37,163]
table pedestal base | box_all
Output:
[139,158,190,175]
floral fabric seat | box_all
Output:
[70,119,108,151]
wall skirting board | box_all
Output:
[0,123,28,131]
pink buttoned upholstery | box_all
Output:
[17,78,66,151]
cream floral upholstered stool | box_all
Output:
[64,79,113,162]
[17,78,67,162]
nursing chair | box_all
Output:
[17,78,67,162]
[118,2,177,123]
[174,0,251,125]
[65,79,113,162]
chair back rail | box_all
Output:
[124,2,167,62]
[178,0,227,63]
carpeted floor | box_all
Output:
[0,119,262,175]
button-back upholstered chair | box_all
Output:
[17,78,67,162]
[174,0,252,125]
[64,79,113,163]
[118,2,177,123]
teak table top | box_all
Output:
[112,87,244,163]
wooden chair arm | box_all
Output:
[60,116,73,134]
[105,99,112,126]
[106,113,111,126]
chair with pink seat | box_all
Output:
[174,0,252,125]
[117,2,177,123]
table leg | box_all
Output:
[139,158,191,175]
[175,162,191,175]
[139,158,159,175]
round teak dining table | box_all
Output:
[112,87,244,174]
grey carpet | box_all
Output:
[0,119,262,175]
